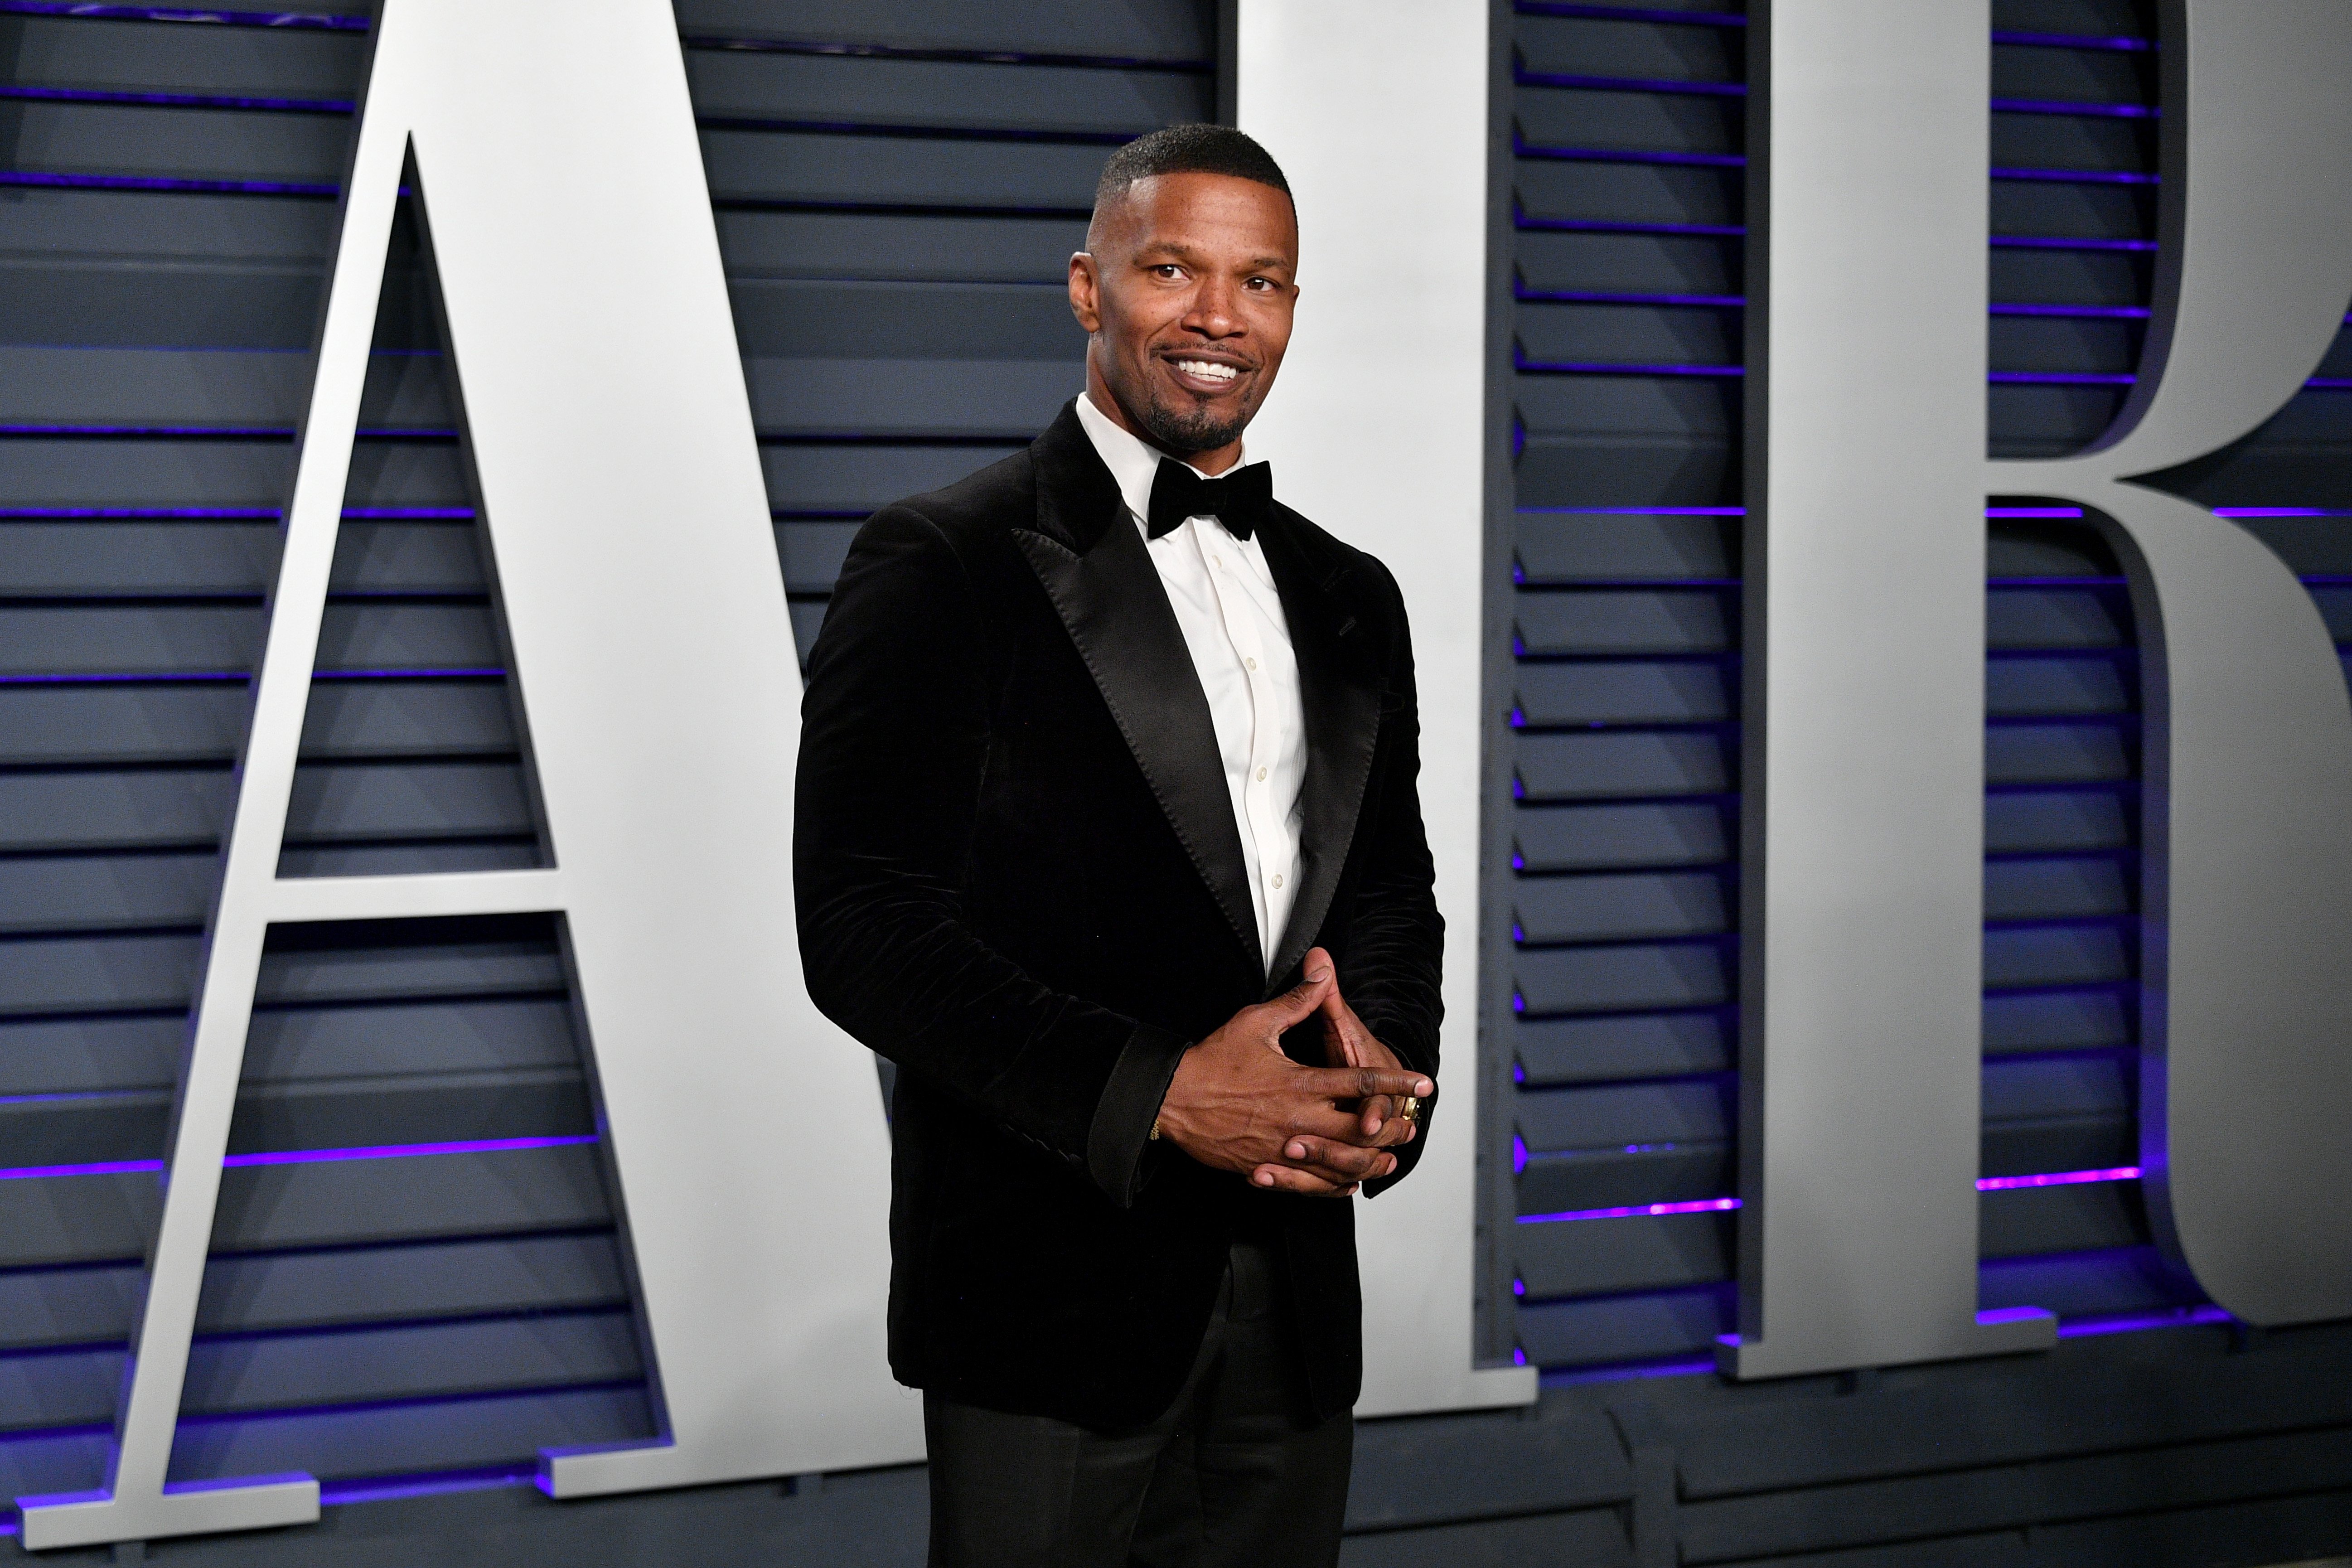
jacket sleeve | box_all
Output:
[1339,560,1447,1197]
[794,503,1189,1206]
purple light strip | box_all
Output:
[0,84,352,113]
[0,2,370,26]
[1519,505,1746,516]
[310,666,506,680]
[2213,507,2352,518]
[1989,371,2138,385]
[319,1464,536,1507]
[1976,1165,2139,1191]
[1990,97,2157,119]
[1991,166,2158,185]
[1989,301,2150,319]
[1520,358,1745,378]
[0,507,277,519]
[2307,377,2352,390]
[342,507,476,520]
[1515,70,1746,98]
[222,1134,595,1168]
[1544,1356,1721,1387]
[0,1158,163,1182]
[2056,1305,2232,1339]
[1989,506,2086,518]
[0,423,294,438]
[1991,29,2154,52]
[0,670,247,685]
[1518,1196,1739,1225]
[0,170,336,197]
[1990,234,2157,252]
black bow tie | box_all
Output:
[1146,458,1273,542]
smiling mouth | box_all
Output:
[1166,357,1244,390]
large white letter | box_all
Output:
[19,0,915,1550]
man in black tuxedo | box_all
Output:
[795,123,1443,1568]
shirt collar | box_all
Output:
[1074,391,1249,532]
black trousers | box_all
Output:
[923,1239,1354,1568]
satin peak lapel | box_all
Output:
[1258,513,1384,990]
[1014,494,1263,974]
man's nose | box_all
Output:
[1183,277,1245,337]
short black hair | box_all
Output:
[1092,123,1292,212]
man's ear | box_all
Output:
[1068,252,1103,333]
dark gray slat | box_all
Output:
[181,1310,642,1417]
[3,14,368,97]
[777,520,857,593]
[0,1016,184,1095]
[1679,1426,2352,1565]
[0,1087,171,1165]
[1990,112,2152,178]
[1515,732,1731,800]
[760,441,1017,515]
[225,1068,592,1157]
[244,997,578,1082]
[747,357,1078,440]
[1976,1247,2198,1318]
[0,849,219,933]
[0,605,261,677]
[1981,1179,2143,1257]
[276,840,540,877]
[717,209,1085,285]
[698,127,1104,210]
[0,187,338,263]
[213,1142,612,1253]
[1985,723,2130,784]
[0,436,292,509]
[344,439,469,509]
[1515,663,1730,726]
[1341,1508,1635,1568]
[0,770,230,852]
[1517,589,1731,654]
[1516,869,1728,944]
[167,1382,655,1487]
[1519,1144,1729,1215]
[1987,655,2130,717]
[1988,247,2148,310]
[254,939,565,1009]
[1984,990,2129,1054]
[1987,519,2120,578]
[1517,374,1739,441]
[0,932,200,1020]
[2319,323,2352,381]
[0,346,311,424]
[198,1232,625,1335]
[1515,12,1741,83]
[1989,385,2129,457]
[0,1169,160,1268]
[9,101,353,186]
[4,1432,105,1510]
[1517,1079,1731,1153]
[0,1343,119,1432]
[1989,41,2153,105]
[1515,802,1730,873]
[729,277,1087,358]
[1518,432,1738,510]
[684,48,1208,136]
[1990,180,2152,242]
[2033,1474,2352,1568]
[1984,789,2129,852]
[1514,1209,1733,1297]
[1515,515,1738,582]
[300,679,517,759]
[1515,161,1741,228]
[1986,586,2128,649]
[1515,229,1742,298]
[0,1261,142,1352]
[0,260,325,352]
[1515,1284,1729,1367]
[0,686,247,767]
[1987,316,2139,378]
[282,760,536,842]
[1516,299,1739,369]
[0,519,280,596]
[1515,1012,1731,1086]
[1983,1054,2128,1122]
[1346,1404,1632,1531]
[2237,517,2352,577]
[790,600,825,668]
[1516,943,1730,1016]
[2158,441,2352,515]
[1515,86,1740,157]
[315,601,502,673]
[2308,582,2352,641]
[1984,924,2129,988]
[1984,856,2129,920]
[1672,1338,2352,1503]
[673,0,1214,59]
[1991,0,2152,36]
[1982,1115,2133,1179]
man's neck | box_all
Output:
[1084,365,1245,476]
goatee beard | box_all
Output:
[1135,396,1251,458]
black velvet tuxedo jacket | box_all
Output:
[794,400,1443,1432]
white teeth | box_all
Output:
[1173,359,1238,382]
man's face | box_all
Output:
[1069,172,1300,467]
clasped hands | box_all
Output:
[1153,947,1434,1198]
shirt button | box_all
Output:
[1245,657,1258,671]
[1256,767,1268,782]
[1271,873,1284,889]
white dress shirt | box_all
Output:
[1074,393,1306,974]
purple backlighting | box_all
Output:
[343,507,476,520]
[1987,506,2086,518]
[223,1134,596,1168]
[1520,358,1743,377]
[1990,167,2158,186]
[1991,29,2154,52]
[0,1158,164,1182]
[1990,235,2158,253]
[1990,97,2157,119]
[1976,1306,2051,1327]
[0,422,294,438]
[0,83,352,113]
[0,506,276,519]
[1989,302,2150,319]
[1546,1356,1719,1388]
[2056,1305,2232,1339]
[1989,371,2137,386]
[1518,1196,1740,1225]
[0,671,248,685]
[2213,507,2352,518]
[1520,505,1746,516]
[1976,1165,2139,1191]
[165,1472,312,1496]
[1513,1136,1529,1175]
[319,1464,535,1507]
[0,3,371,27]
[2308,378,2352,391]
[0,170,337,197]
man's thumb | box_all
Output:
[1268,966,1334,1026]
